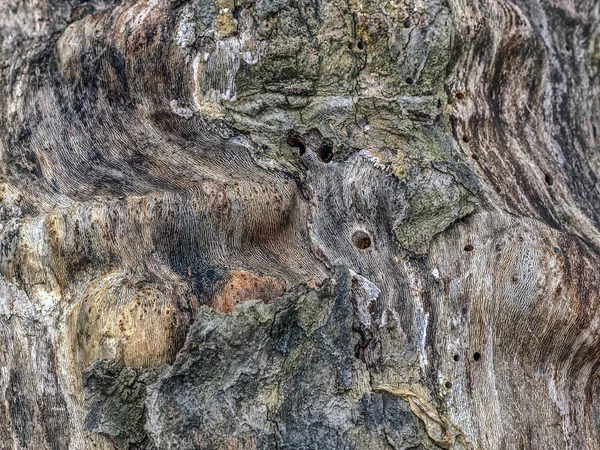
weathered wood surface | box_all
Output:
[1,0,600,448]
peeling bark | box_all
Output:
[1,0,600,448]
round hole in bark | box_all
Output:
[352,230,372,249]
[473,352,481,361]
[286,132,306,155]
[357,40,365,50]
[403,18,412,27]
[545,173,554,186]
[348,42,354,50]
[453,354,460,362]
[406,77,414,85]
[472,153,479,160]
[356,117,369,128]
[462,135,471,143]
[456,92,465,100]
[464,244,474,252]
[319,142,334,163]
[445,381,453,389]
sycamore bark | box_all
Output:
[1,0,600,449]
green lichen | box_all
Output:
[214,0,237,39]
[394,175,474,254]
[186,0,479,253]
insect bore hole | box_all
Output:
[319,142,334,163]
[473,352,481,361]
[445,381,453,389]
[352,230,372,250]
[464,244,474,252]
[544,173,554,186]
[286,132,306,155]
[453,354,460,362]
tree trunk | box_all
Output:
[1,0,600,448]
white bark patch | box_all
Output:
[350,270,380,327]
[176,8,197,49]
[169,100,194,119]
[416,307,429,372]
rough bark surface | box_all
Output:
[1,0,599,449]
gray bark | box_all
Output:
[0,0,599,448]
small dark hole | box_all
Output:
[453,354,460,362]
[544,173,554,186]
[357,40,365,50]
[406,77,414,85]
[319,142,334,163]
[403,19,412,27]
[287,133,306,155]
[553,247,560,254]
[352,230,372,249]
[473,352,481,361]
[445,381,452,389]
[464,244,474,252]
[462,135,471,143]
[456,92,465,100]
[348,42,354,50]
[565,45,570,51]
[472,153,479,160]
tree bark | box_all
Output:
[1,0,600,448]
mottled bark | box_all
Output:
[1,0,599,449]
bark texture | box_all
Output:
[0,0,599,449]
